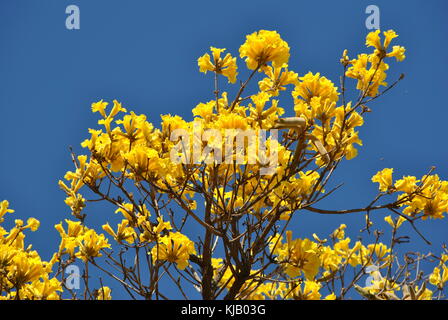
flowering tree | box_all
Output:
[1,29,447,300]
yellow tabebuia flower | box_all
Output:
[192,101,215,120]
[239,30,290,70]
[365,30,382,51]
[293,72,339,105]
[271,231,320,279]
[387,45,406,62]
[96,286,112,300]
[384,215,406,229]
[26,218,40,232]
[0,200,14,223]
[365,29,406,61]
[198,47,238,83]
[290,280,321,300]
[371,168,393,192]
[0,202,60,299]
[331,224,347,240]
[139,216,172,243]
[55,219,110,262]
[151,232,196,270]
[102,220,136,244]
[91,99,127,120]
[258,64,298,96]
[429,264,448,289]
[286,280,335,300]
[91,100,108,118]
[76,229,111,262]
[398,174,448,220]
[346,29,405,97]
[367,243,391,263]
[8,251,46,285]
[394,176,418,194]
[21,276,62,300]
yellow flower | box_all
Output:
[324,293,337,300]
[76,229,111,262]
[347,30,405,97]
[394,176,418,194]
[429,265,448,289]
[367,243,391,262]
[198,47,238,83]
[331,224,347,240]
[383,30,398,49]
[102,220,136,244]
[122,145,164,179]
[276,231,321,279]
[151,232,196,270]
[139,216,172,243]
[292,72,339,105]
[371,168,393,192]
[26,218,40,232]
[239,30,290,70]
[161,114,189,136]
[109,99,127,118]
[91,100,108,118]
[192,101,215,120]
[288,280,323,300]
[251,91,271,114]
[345,54,389,97]
[115,111,146,136]
[96,286,112,300]
[258,64,298,96]
[384,215,406,229]
[319,246,342,271]
[366,30,382,51]
[8,251,46,286]
[413,286,433,300]
[0,200,14,223]
[152,216,172,234]
[399,174,448,220]
[387,45,406,62]
[365,29,404,60]
[23,276,62,300]
[214,113,248,130]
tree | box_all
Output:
[0,29,447,300]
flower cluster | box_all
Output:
[293,72,363,163]
[239,30,290,70]
[151,232,196,270]
[269,227,392,281]
[55,219,111,262]
[198,47,238,83]
[0,201,61,300]
[207,224,395,300]
[372,168,448,220]
[345,30,406,97]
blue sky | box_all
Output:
[0,0,447,299]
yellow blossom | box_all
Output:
[239,30,290,70]
[372,168,394,192]
[151,232,196,270]
[96,286,112,300]
[198,47,238,83]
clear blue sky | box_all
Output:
[0,0,447,299]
